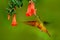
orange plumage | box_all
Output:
[24,21,50,37]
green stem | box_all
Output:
[35,14,42,23]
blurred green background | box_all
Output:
[0,0,60,40]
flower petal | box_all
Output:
[11,14,17,26]
[8,14,10,20]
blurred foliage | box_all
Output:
[0,0,60,40]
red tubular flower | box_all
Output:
[26,1,36,16]
[11,14,17,26]
[8,14,10,20]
